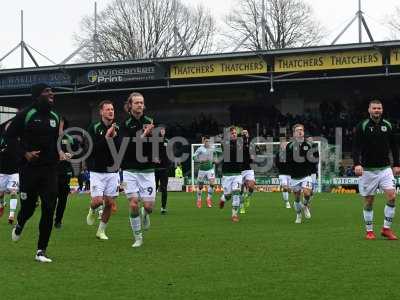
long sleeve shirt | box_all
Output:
[120,114,155,171]
[352,118,399,169]
[285,140,319,179]
[86,121,120,173]
[5,104,60,168]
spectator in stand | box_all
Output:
[83,168,90,191]
[338,163,345,177]
[175,164,183,178]
[345,166,355,177]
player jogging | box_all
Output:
[193,135,219,208]
[8,83,61,263]
[219,126,248,222]
[285,124,318,224]
[120,92,156,248]
[85,100,120,241]
[353,99,400,240]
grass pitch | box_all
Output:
[1,192,400,300]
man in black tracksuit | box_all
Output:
[352,99,400,240]
[6,83,61,263]
[54,117,76,228]
[155,125,170,214]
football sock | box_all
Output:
[9,198,17,217]
[98,221,107,231]
[232,193,241,216]
[129,212,142,240]
[207,186,213,199]
[363,207,374,232]
[384,202,395,229]
[282,192,289,202]
[294,201,302,214]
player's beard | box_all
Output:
[371,113,381,122]
[36,96,54,113]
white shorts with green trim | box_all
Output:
[197,169,215,183]
[222,175,242,195]
[0,173,19,192]
[90,172,119,198]
[279,175,291,187]
[241,170,255,182]
[290,176,312,192]
[123,170,156,201]
[358,167,395,196]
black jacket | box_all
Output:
[86,121,120,173]
[155,137,170,170]
[352,118,399,169]
[0,132,19,174]
[285,140,319,179]
[221,138,249,175]
[120,114,155,171]
[5,103,60,167]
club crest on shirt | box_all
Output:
[20,192,27,200]
[381,126,387,132]
[50,119,56,128]
[303,145,309,151]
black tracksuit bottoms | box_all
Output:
[55,175,71,224]
[155,168,169,209]
[17,165,58,251]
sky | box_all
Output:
[0,0,399,69]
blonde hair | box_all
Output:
[125,92,145,113]
[292,123,304,133]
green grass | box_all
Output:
[1,192,400,300]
